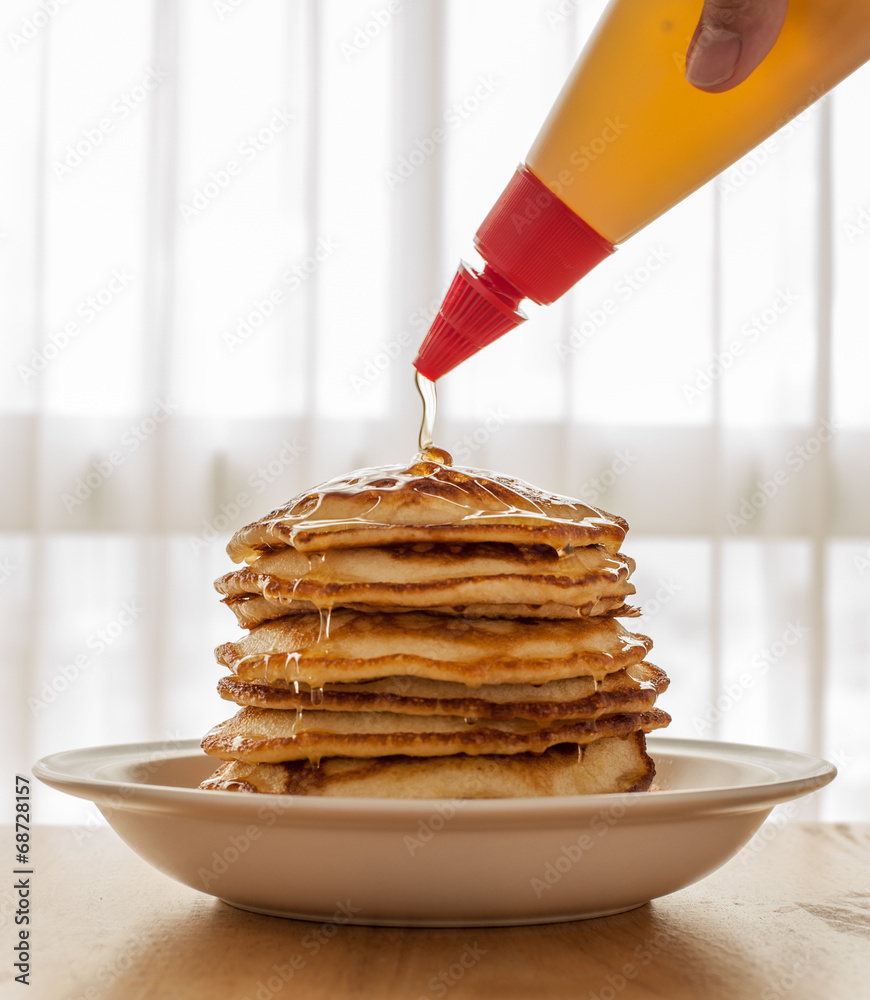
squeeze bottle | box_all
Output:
[413,0,870,380]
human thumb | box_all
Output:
[686,0,789,93]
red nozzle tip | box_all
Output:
[413,263,526,380]
[414,166,615,379]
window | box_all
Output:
[4,0,868,824]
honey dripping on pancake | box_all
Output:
[317,605,332,643]
[246,373,619,554]
[278,651,301,682]
[246,653,295,685]
[409,371,577,550]
[307,606,330,706]
[414,371,451,465]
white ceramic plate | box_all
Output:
[34,737,835,926]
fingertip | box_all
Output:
[685,28,742,89]
[685,0,790,93]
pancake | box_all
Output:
[221,592,640,627]
[222,658,661,704]
[216,542,636,619]
[201,705,671,762]
[226,459,629,561]
[200,453,671,798]
[215,662,669,721]
[215,610,654,687]
[198,731,656,798]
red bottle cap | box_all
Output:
[414,263,526,381]
[414,165,615,380]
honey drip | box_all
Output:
[245,368,627,560]
[414,371,451,465]
[317,605,332,644]
[282,651,302,681]
[416,370,436,453]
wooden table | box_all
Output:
[4,823,869,999]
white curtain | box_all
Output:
[3,0,869,824]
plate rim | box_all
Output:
[33,735,837,824]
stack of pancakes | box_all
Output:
[199,455,670,797]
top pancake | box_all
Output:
[226,458,628,562]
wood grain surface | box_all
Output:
[3,823,869,1000]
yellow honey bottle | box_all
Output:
[414,0,870,380]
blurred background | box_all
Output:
[3,0,869,825]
